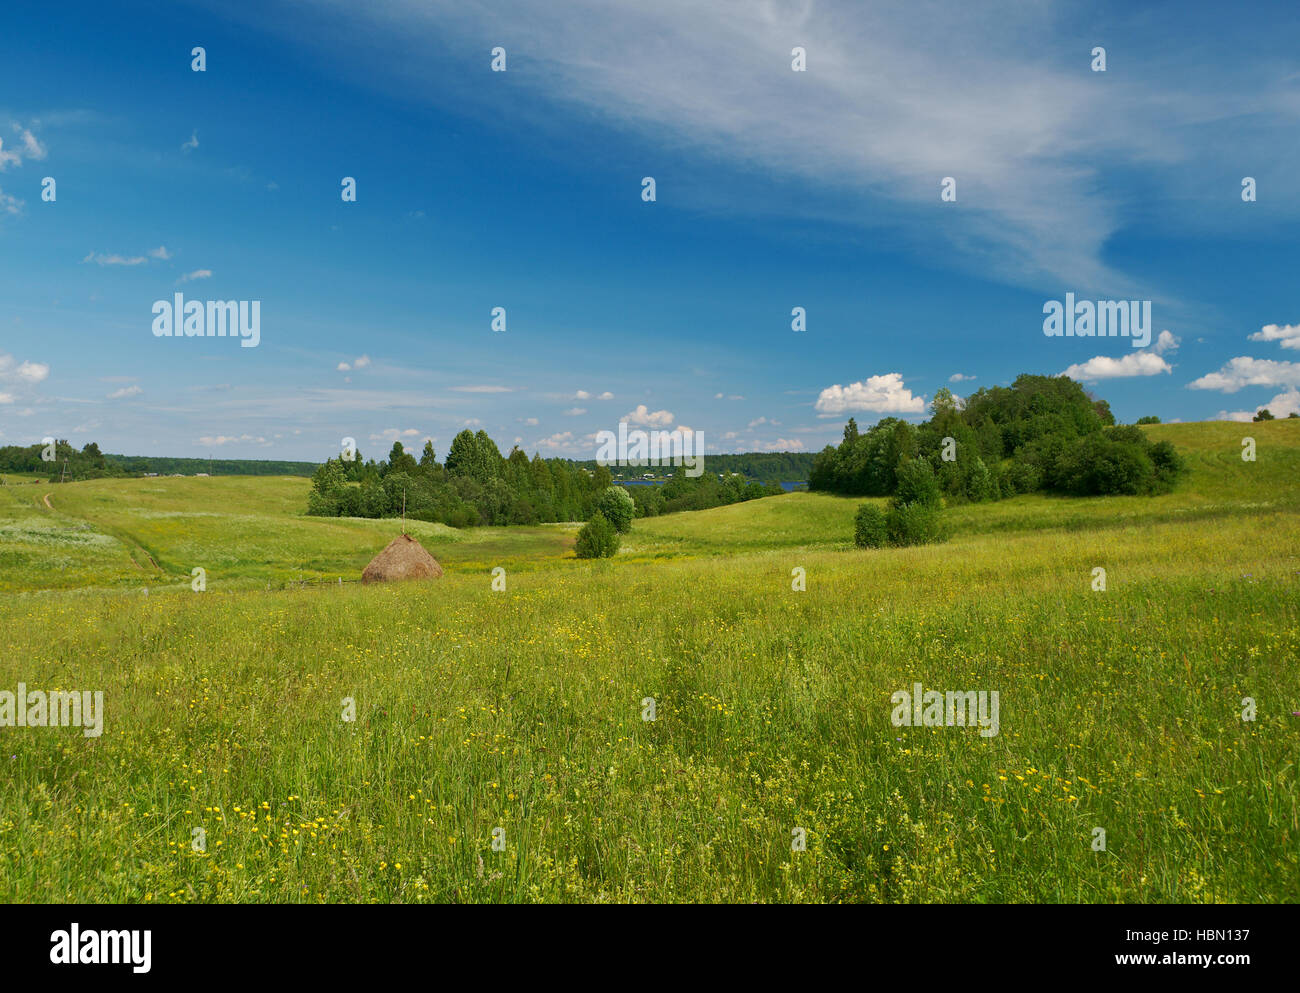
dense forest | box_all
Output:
[305,429,787,526]
[0,441,319,480]
[107,454,319,476]
[810,375,1185,500]
[0,440,124,480]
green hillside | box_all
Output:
[0,421,1295,903]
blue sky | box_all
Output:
[2,0,1298,461]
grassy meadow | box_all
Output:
[0,421,1296,902]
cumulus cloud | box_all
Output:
[1060,329,1178,380]
[370,427,424,442]
[1060,352,1173,381]
[1215,388,1300,422]
[536,431,576,450]
[338,355,372,373]
[1248,322,1300,350]
[756,438,805,451]
[1188,357,1300,393]
[0,355,50,384]
[949,373,976,383]
[815,373,925,416]
[621,404,674,427]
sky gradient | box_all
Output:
[2,0,1299,461]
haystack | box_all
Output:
[361,533,444,584]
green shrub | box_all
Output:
[854,504,888,548]
[596,485,636,533]
[886,501,946,547]
[576,512,619,558]
[894,458,942,508]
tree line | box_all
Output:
[306,429,787,527]
[810,374,1186,501]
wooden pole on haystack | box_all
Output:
[402,486,407,536]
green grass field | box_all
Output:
[0,421,1296,902]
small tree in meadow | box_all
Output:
[576,511,619,559]
[854,504,888,548]
[596,485,636,533]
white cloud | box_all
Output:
[1060,352,1173,381]
[0,393,13,404]
[519,416,539,426]
[0,187,21,214]
[1060,330,1178,380]
[563,407,587,416]
[1248,322,1300,350]
[1215,388,1300,422]
[0,354,49,385]
[337,362,351,372]
[949,373,976,383]
[18,128,46,160]
[177,268,212,283]
[1188,357,1300,393]
[182,130,199,152]
[370,427,424,442]
[815,373,925,415]
[82,251,148,266]
[574,390,591,400]
[536,431,576,451]
[107,385,143,400]
[82,246,170,266]
[353,355,371,368]
[0,125,45,171]
[621,404,674,427]
[755,438,805,451]
[269,0,1288,291]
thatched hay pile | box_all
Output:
[361,534,444,584]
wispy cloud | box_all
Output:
[258,0,1299,292]
[181,130,199,152]
[82,246,171,266]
